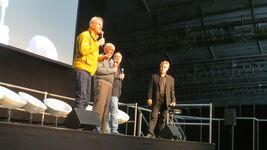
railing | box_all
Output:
[136,103,213,143]
[136,106,151,137]
[221,117,267,150]
[2,81,267,149]
[0,81,138,135]
[117,102,138,136]
[0,81,75,126]
[171,115,267,150]
[176,104,213,143]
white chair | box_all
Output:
[117,110,130,124]
[0,86,27,122]
[44,98,72,126]
[19,92,47,124]
[86,105,129,124]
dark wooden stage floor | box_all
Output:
[0,121,215,150]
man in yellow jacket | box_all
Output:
[72,16,109,109]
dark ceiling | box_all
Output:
[76,0,267,106]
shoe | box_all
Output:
[93,127,101,133]
[156,135,162,139]
[145,133,155,138]
[111,131,122,135]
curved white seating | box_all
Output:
[44,98,72,117]
[86,105,129,124]
[0,86,27,109]
[85,105,93,111]
[117,110,130,124]
[0,91,3,100]
[19,92,47,114]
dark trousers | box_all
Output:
[148,96,168,136]
[93,80,113,132]
[73,69,91,109]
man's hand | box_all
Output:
[119,73,125,80]
[98,38,105,46]
[169,102,176,107]
[147,99,152,106]
[103,53,112,60]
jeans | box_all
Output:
[109,96,119,133]
[73,69,91,109]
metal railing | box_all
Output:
[2,81,267,149]
[117,102,138,136]
[136,103,213,143]
[172,115,267,150]
[0,81,139,135]
[222,117,267,150]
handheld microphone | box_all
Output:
[100,31,104,39]
[121,68,124,74]
[98,31,104,47]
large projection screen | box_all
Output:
[1,0,79,65]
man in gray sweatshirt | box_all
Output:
[93,43,117,132]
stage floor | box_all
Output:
[0,121,215,150]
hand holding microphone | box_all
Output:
[111,61,118,73]
[119,68,125,80]
[98,31,105,46]
[113,61,119,67]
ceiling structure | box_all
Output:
[77,0,267,105]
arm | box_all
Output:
[98,55,105,62]
[147,75,154,106]
[114,68,121,79]
[76,32,93,56]
[98,53,111,62]
[169,77,176,106]
[147,75,154,99]
[114,68,125,80]
[96,59,117,75]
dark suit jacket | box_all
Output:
[147,73,176,107]
[112,67,123,97]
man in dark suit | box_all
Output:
[146,61,176,138]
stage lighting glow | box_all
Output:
[27,35,58,60]
[3,0,78,65]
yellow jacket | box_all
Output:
[73,28,104,76]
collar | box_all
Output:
[88,28,99,41]
[159,73,167,78]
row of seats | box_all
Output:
[0,86,72,118]
[0,85,130,124]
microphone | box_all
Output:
[121,68,124,74]
[98,31,104,47]
[99,31,104,39]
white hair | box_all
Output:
[89,16,103,26]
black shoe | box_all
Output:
[145,133,155,138]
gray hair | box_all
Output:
[89,16,103,26]
[104,43,115,50]
[114,52,122,57]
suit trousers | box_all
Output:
[93,79,112,132]
[148,96,168,136]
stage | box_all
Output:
[0,45,215,150]
[0,121,215,150]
